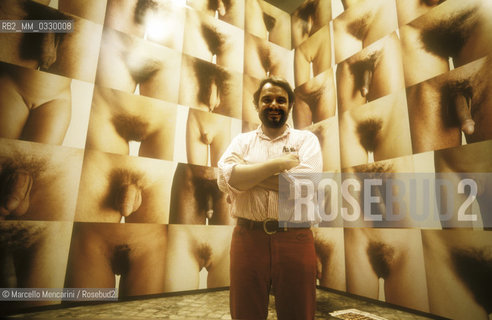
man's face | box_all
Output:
[257,82,290,129]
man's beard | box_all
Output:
[259,107,289,128]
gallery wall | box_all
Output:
[0,0,491,318]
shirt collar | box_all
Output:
[256,124,291,141]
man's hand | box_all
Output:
[253,154,300,191]
[272,153,300,172]
[229,153,300,191]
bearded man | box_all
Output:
[218,76,323,320]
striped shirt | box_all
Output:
[217,125,323,221]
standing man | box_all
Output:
[218,77,322,319]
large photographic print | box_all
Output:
[0,0,491,318]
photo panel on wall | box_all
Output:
[399,0,492,88]
[183,6,244,74]
[104,0,185,51]
[245,0,291,49]
[294,24,333,89]
[85,85,178,161]
[0,61,93,149]
[0,0,103,83]
[74,149,176,224]
[291,0,332,49]
[179,53,243,119]
[243,32,294,86]
[433,140,492,229]
[344,227,430,312]
[164,224,233,292]
[421,229,492,319]
[406,55,492,154]
[294,68,337,129]
[187,0,245,30]
[58,0,108,25]
[65,222,168,298]
[332,0,398,65]
[341,154,419,229]
[313,227,346,291]
[96,26,182,103]
[169,162,235,225]
[335,31,405,115]
[0,138,83,222]
[0,220,73,312]
[338,89,412,169]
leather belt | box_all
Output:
[236,217,310,235]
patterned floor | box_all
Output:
[6,288,441,320]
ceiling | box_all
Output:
[265,0,305,14]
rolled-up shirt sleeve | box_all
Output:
[217,135,246,195]
[290,131,323,174]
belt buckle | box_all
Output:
[263,218,277,235]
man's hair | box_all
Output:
[253,76,295,110]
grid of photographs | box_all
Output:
[0,0,491,318]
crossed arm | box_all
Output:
[229,153,300,191]
[218,133,322,193]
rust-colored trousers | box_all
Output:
[230,225,317,320]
